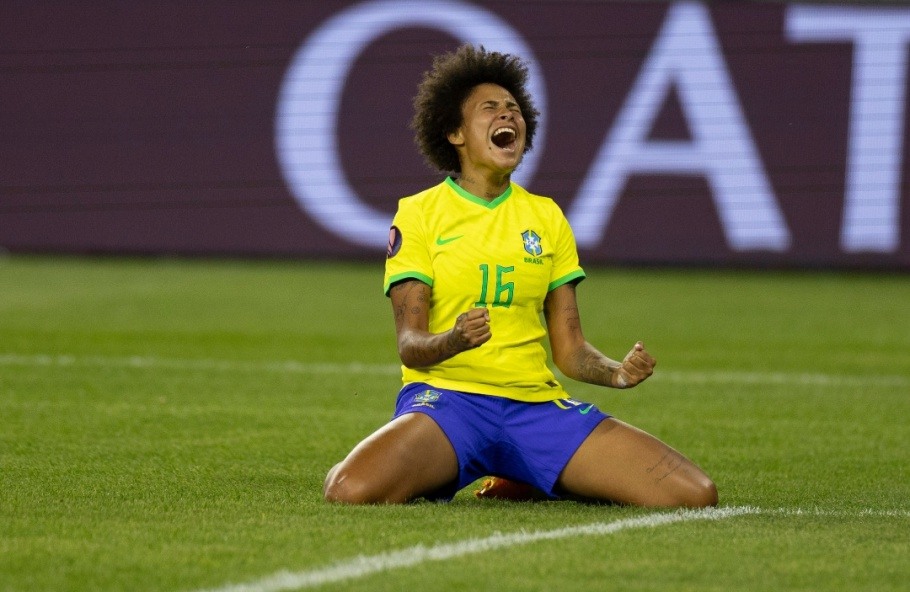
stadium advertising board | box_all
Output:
[1,1,909,268]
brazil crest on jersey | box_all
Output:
[384,177,586,403]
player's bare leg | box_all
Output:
[324,412,458,504]
[556,418,717,507]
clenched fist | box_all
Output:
[612,341,656,388]
[449,308,492,351]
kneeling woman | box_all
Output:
[323,44,717,508]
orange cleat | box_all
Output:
[473,476,544,501]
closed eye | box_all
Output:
[481,100,521,113]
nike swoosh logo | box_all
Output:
[436,235,464,245]
[579,404,595,415]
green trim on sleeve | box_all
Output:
[384,271,434,296]
[548,269,586,292]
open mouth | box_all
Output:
[491,127,518,152]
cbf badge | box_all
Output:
[412,389,442,408]
[522,229,542,256]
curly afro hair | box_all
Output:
[411,44,540,174]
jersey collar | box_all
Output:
[446,176,512,209]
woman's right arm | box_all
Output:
[390,279,491,369]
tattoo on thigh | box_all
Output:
[646,450,685,483]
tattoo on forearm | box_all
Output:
[570,345,615,386]
[444,332,459,353]
[391,280,464,367]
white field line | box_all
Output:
[0,353,401,376]
[1,353,907,388]
[656,369,909,388]
[193,506,757,592]
[190,506,910,592]
[772,507,910,519]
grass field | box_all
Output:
[1,255,908,592]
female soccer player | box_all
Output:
[323,44,717,507]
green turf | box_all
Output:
[1,255,907,591]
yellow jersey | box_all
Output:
[384,177,586,403]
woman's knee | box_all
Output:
[697,476,719,507]
[675,473,718,508]
[322,462,347,502]
[323,465,383,504]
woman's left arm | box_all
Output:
[544,283,655,389]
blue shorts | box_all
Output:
[393,382,610,500]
